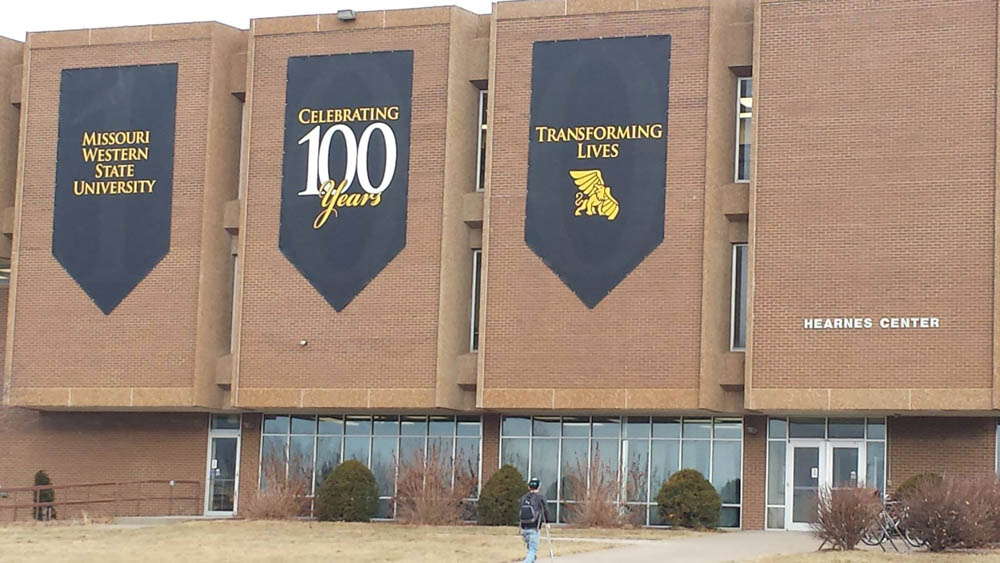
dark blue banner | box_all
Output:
[525,36,671,308]
[279,51,413,311]
[52,63,178,314]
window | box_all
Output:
[731,243,748,350]
[260,414,482,519]
[475,90,488,192]
[0,258,10,287]
[470,249,482,351]
[735,77,752,182]
[500,416,742,527]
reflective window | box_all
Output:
[500,416,742,526]
[735,76,752,182]
[731,243,748,350]
[470,249,482,351]
[260,414,482,520]
[476,89,488,191]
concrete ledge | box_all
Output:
[719,351,745,390]
[456,352,478,388]
[462,191,484,227]
[496,0,709,20]
[9,64,21,105]
[236,388,437,409]
[749,388,994,412]
[721,183,749,218]
[7,387,195,408]
[482,387,700,410]
[215,354,233,386]
[253,7,455,36]
[1,206,14,235]
[468,228,483,249]
[28,22,226,49]
[228,52,247,96]
[223,199,241,233]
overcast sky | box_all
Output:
[1,0,495,41]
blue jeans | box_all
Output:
[521,527,540,563]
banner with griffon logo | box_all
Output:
[279,51,413,311]
[52,63,178,314]
[524,36,670,308]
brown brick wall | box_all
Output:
[0,408,208,520]
[888,416,996,489]
[481,413,500,483]
[481,7,709,402]
[741,415,765,529]
[749,0,997,393]
[234,21,455,407]
[7,25,243,409]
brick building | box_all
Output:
[0,0,997,531]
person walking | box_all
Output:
[518,477,551,563]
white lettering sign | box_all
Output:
[802,317,941,330]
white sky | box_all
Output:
[0,0,496,41]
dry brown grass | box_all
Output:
[0,519,637,562]
[756,551,1000,562]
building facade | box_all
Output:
[0,0,998,531]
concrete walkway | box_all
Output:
[550,531,820,563]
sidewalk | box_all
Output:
[550,531,820,563]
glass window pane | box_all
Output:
[533,417,560,437]
[624,439,649,502]
[371,437,398,497]
[376,498,394,519]
[316,436,342,487]
[683,419,711,439]
[263,415,289,435]
[318,416,343,435]
[592,439,620,475]
[732,244,748,347]
[712,441,741,504]
[562,417,590,437]
[530,439,559,500]
[345,416,372,435]
[212,414,240,430]
[502,416,531,437]
[344,436,370,464]
[456,438,481,493]
[399,436,426,467]
[400,416,427,436]
[428,437,453,470]
[374,416,399,436]
[501,438,529,478]
[866,442,886,497]
[290,415,316,435]
[591,417,620,438]
[649,504,664,526]
[429,416,455,437]
[719,506,740,528]
[681,440,710,477]
[767,507,785,529]
[828,418,865,439]
[650,440,680,493]
[652,417,680,438]
[767,441,786,505]
[788,418,825,439]
[457,417,481,436]
[714,419,742,440]
[289,435,315,487]
[867,418,886,440]
[625,417,651,439]
[260,435,288,489]
[560,439,589,501]
[768,418,787,439]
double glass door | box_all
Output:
[785,441,865,531]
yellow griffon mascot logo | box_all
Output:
[570,169,620,221]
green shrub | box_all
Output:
[894,472,942,502]
[33,470,55,521]
[315,460,378,522]
[655,469,721,529]
[477,465,529,526]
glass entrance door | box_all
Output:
[786,441,823,531]
[206,415,241,516]
[785,440,866,531]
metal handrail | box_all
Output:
[0,479,202,521]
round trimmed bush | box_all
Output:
[655,469,721,529]
[316,460,378,522]
[477,464,529,526]
[894,472,942,501]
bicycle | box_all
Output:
[860,499,926,551]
